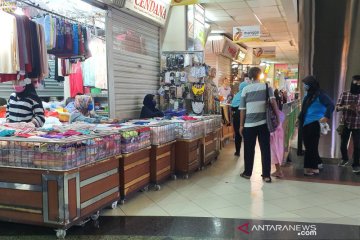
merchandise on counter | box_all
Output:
[119,126,151,153]
[171,119,204,140]
[0,133,121,170]
[130,121,177,145]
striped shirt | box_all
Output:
[6,93,45,127]
[239,83,275,127]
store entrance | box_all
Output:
[0,0,109,119]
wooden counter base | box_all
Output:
[119,148,151,202]
[0,157,119,232]
[175,138,201,178]
[150,141,176,187]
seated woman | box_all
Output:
[70,95,108,123]
[6,79,45,127]
[140,94,164,119]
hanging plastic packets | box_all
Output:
[192,101,204,115]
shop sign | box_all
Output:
[125,0,171,26]
[222,39,240,60]
[171,0,199,6]
[233,25,261,43]
[237,50,246,62]
[253,46,276,58]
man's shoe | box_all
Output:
[352,166,360,173]
[338,160,349,167]
[318,163,324,169]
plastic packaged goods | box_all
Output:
[0,133,121,170]
[148,122,176,145]
[202,115,222,134]
[119,126,151,153]
[172,119,204,140]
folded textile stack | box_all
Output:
[119,126,151,153]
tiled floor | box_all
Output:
[102,142,360,226]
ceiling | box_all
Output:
[201,0,299,64]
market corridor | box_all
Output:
[0,143,359,239]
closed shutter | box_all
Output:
[205,53,217,70]
[216,55,231,86]
[0,59,64,99]
[107,9,160,120]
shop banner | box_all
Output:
[233,25,261,43]
[171,0,199,6]
[125,0,171,26]
[222,38,240,60]
[253,46,276,58]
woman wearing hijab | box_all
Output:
[140,94,164,119]
[298,76,334,176]
[70,95,109,123]
[6,79,45,127]
[231,76,251,156]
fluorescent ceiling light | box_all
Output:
[208,35,224,41]
[253,13,263,25]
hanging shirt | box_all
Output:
[0,11,19,75]
[73,24,79,55]
[27,20,41,79]
[69,62,84,97]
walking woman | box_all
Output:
[298,76,334,176]
[231,76,251,156]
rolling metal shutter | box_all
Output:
[217,55,231,86]
[106,8,160,120]
[0,59,64,99]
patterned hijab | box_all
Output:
[74,95,92,115]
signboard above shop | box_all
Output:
[124,0,171,26]
[222,38,240,59]
[253,46,276,58]
[233,25,261,43]
[171,0,199,6]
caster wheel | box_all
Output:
[55,229,66,239]
[93,220,100,228]
[201,166,205,170]
[91,211,100,221]
[171,174,177,180]
[142,186,149,192]
[154,185,161,191]
[111,201,118,209]
[120,200,125,205]
[183,174,189,179]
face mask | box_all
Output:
[304,84,310,92]
[87,103,94,111]
[13,85,25,93]
[350,81,360,94]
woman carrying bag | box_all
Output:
[298,76,334,176]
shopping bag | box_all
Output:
[266,83,279,133]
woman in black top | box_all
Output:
[140,94,164,119]
[6,80,45,127]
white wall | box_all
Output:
[162,6,187,51]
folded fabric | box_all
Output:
[0,129,16,137]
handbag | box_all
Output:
[336,118,345,135]
[265,83,279,133]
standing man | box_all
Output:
[337,75,360,173]
[239,67,280,183]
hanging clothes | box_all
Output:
[0,11,19,76]
[69,61,84,97]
